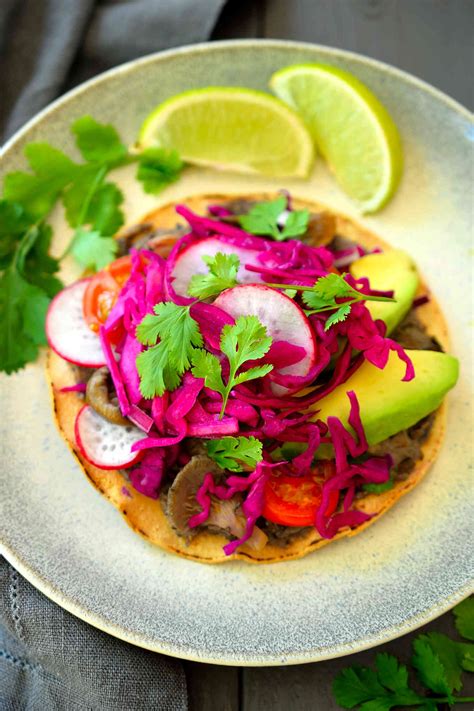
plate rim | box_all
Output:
[1,38,471,162]
[1,39,472,665]
[1,543,472,666]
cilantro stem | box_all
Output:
[11,224,41,272]
[78,164,108,227]
[219,367,236,419]
[59,164,108,260]
[266,282,395,304]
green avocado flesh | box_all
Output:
[349,249,419,334]
[313,349,459,447]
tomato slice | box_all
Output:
[108,255,133,286]
[262,461,339,527]
[83,255,133,332]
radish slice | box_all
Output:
[214,285,316,394]
[46,279,106,368]
[75,405,143,470]
[171,237,263,297]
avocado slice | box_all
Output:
[312,349,459,447]
[349,250,419,334]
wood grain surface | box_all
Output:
[185,1,473,708]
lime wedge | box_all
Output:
[137,87,314,178]
[270,64,403,212]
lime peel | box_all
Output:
[138,87,315,178]
[270,63,403,213]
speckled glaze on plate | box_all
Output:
[0,41,473,665]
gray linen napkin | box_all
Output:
[0,557,187,710]
[0,1,225,708]
[1,0,225,142]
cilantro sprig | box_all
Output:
[268,273,396,331]
[333,599,474,710]
[135,302,203,398]
[187,251,395,333]
[188,252,239,300]
[206,436,263,471]
[239,196,309,241]
[191,315,273,417]
[0,115,184,374]
[135,306,273,409]
[0,217,59,373]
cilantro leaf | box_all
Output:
[190,349,225,393]
[333,666,387,708]
[23,288,50,345]
[61,164,101,227]
[137,302,203,373]
[459,642,474,672]
[188,252,240,299]
[358,701,393,711]
[0,200,33,269]
[19,223,62,297]
[324,302,352,330]
[239,198,310,241]
[314,273,355,299]
[191,317,273,417]
[72,116,127,164]
[136,147,183,194]
[412,637,453,698]
[70,228,118,271]
[233,364,274,385]
[0,267,49,372]
[86,182,124,235]
[3,143,76,220]
[136,342,181,398]
[418,632,471,692]
[206,436,263,472]
[301,290,334,309]
[332,607,474,711]
[374,654,409,694]
[281,208,309,239]
[136,303,203,398]
[454,597,474,641]
[334,657,427,711]
[219,316,273,416]
[221,315,272,368]
[239,197,285,239]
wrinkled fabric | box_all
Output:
[0,556,187,710]
[0,0,225,142]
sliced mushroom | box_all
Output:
[184,437,208,458]
[166,455,222,536]
[166,454,268,551]
[85,367,129,425]
[304,212,337,245]
[115,222,155,256]
[115,222,186,257]
[147,226,187,257]
[326,234,357,252]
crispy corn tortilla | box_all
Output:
[47,193,449,563]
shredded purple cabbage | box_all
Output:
[59,383,87,393]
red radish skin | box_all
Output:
[171,237,263,297]
[75,405,144,470]
[46,279,106,368]
[214,284,316,394]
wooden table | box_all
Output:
[185,1,474,708]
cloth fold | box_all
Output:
[0,0,226,142]
[0,556,187,710]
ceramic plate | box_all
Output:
[1,41,472,665]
